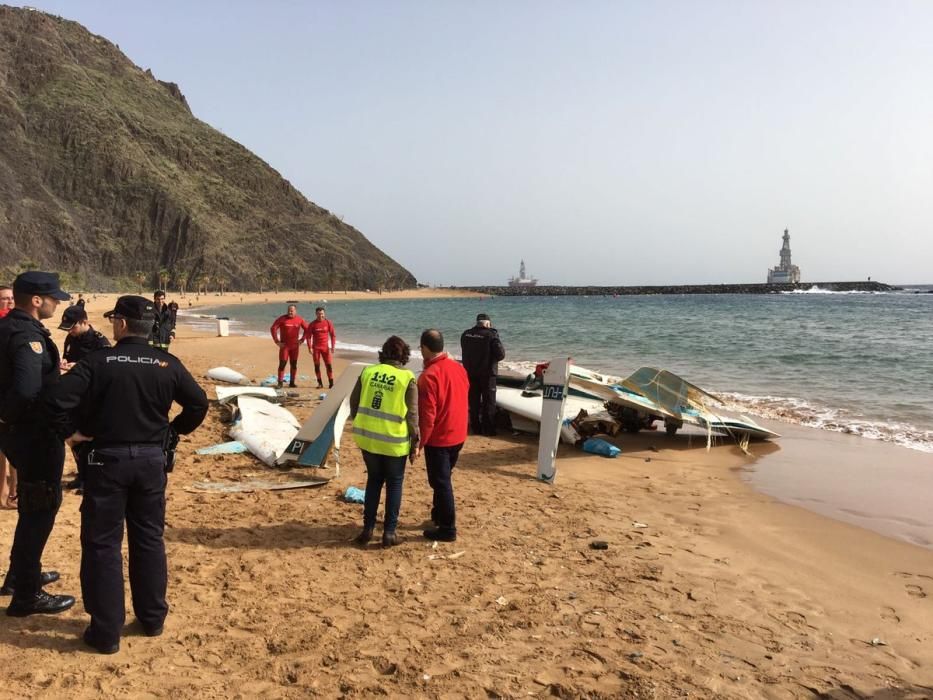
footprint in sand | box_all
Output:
[880,606,900,623]
[770,610,814,634]
[894,572,930,599]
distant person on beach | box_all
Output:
[0,272,75,617]
[270,304,307,388]
[349,336,419,548]
[460,313,505,436]
[149,290,175,351]
[306,306,336,389]
[417,329,469,542]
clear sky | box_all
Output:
[11,1,933,285]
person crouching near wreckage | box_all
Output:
[349,336,419,548]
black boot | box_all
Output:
[1,570,61,596]
[382,531,398,547]
[423,528,457,542]
[83,626,120,654]
[6,589,76,617]
[353,528,373,546]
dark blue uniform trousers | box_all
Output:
[468,374,497,435]
[1,427,64,600]
[81,445,167,644]
[424,443,463,536]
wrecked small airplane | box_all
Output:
[202,363,366,479]
[498,364,779,445]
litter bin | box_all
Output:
[216,317,230,337]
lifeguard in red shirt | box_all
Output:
[270,304,307,388]
[306,306,336,389]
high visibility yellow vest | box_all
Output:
[352,363,415,457]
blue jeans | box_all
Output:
[361,451,407,533]
[424,443,463,535]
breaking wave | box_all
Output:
[717,391,933,454]
[780,286,880,295]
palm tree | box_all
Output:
[158,268,170,291]
[14,259,40,276]
[176,271,189,296]
[196,273,211,295]
[133,271,147,293]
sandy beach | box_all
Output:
[0,294,932,698]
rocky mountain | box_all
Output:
[0,5,417,291]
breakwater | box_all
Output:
[457,281,897,296]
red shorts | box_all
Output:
[278,345,300,363]
[312,348,332,366]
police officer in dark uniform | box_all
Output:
[460,312,506,436]
[0,271,76,616]
[149,289,175,350]
[45,295,208,653]
[59,305,111,493]
[60,305,110,366]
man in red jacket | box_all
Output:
[415,328,469,542]
[270,305,307,388]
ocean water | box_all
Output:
[185,287,933,453]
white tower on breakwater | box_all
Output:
[508,260,538,287]
[767,229,801,284]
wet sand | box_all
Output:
[0,305,931,697]
[743,423,933,550]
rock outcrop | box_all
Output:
[0,5,416,291]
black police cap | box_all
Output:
[104,295,155,321]
[476,313,491,322]
[12,271,71,301]
[58,305,88,330]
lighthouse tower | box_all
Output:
[508,259,538,287]
[767,229,801,284]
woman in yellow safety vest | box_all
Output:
[349,336,419,547]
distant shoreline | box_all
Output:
[456,280,898,296]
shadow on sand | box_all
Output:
[165,521,360,550]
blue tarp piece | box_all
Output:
[582,438,621,458]
[343,486,365,504]
[259,373,312,387]
[196,441,248,455]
